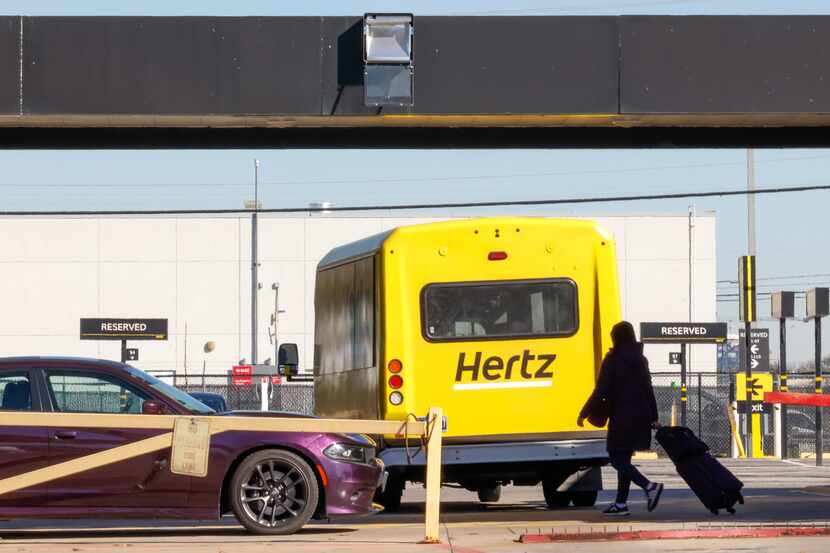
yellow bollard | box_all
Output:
[727,403,746,458]
[422,407,444,544]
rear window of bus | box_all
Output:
[421,279,578,341]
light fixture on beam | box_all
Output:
[363,13,414,107]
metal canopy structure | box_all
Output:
[2,15,830,148]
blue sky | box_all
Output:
[1,1,829,363]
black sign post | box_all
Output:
[641,322,727,429]
[80,318,168,365]
[680,343,688,426]
[772,291,795,458]
[807,288,829,466]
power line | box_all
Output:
[252,153,830,188]
[718,273,830,284]
[717,282,830,290]
[1,182,829,216]
[2,153,830,190]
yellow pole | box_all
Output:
[422,407,444,544]
[751,412,764,458]
[727,403,747,458]
[671,397,677,426]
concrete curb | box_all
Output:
[518,526,830,543]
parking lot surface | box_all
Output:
[2,459,830,552]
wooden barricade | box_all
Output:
[0,406,444,543]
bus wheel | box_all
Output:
[476,484,502,503]
[542,479,571,508]
[374,475,404,512]
[571,491,598,507]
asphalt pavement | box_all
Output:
[2,459,830,552]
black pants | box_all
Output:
[609,449,650,504]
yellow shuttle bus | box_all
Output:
[313,217,621,510]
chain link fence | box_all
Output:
[780,371,828,459]
[151,370,828,459]
[152,372,315,414]
[652,370,829,459]
[651,372,733,457]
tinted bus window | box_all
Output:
[314,256,375,374]
[422,279,577,341]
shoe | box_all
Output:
[602,503,630,516]
[646,482,664,512]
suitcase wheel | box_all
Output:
[727,507,736,515]
[710,509,719,515]
[738,494,745,505]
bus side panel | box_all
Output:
[379,241,416,421]
[594,234,623,377]
[313,256,380,419]
[314,367,379,419]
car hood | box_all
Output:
[224,410,316,419]
[222,410,376,447]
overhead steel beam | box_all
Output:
[0,16,829,147]
[0,124,829,149]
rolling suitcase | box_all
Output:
[656,426,744,515]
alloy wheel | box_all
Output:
[238,459,308,528]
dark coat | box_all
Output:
[580,342,658,452]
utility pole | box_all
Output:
[747,149,756,257]
[744,149,757,457]
[683,204,695,426]
[251,159,260,366]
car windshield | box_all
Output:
[124,366,215,415]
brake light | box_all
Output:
[389,374,403,389]
[388,359,403,373]
[488,251,508,261]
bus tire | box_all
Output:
[571,490,598,507]
[542,479,571,508]
[476,484,502,503]
[374,475,404,512]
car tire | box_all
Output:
[571,490,598,507]
[542,479,571,509]
[374,474,404,512]
[477,484,502,503]
[229,449,319,535]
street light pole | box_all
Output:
[251,159,260,366]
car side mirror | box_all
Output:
[142,400,165,415]
[278,343,299,377]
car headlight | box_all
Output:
[323,443,376,464]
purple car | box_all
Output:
[0,357,383,535]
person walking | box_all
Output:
[578,321,664,516]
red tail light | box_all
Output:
[488,251,508,261]
[389,374,403,389]
[388,359,403,373]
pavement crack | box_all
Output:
[442,518,454,553]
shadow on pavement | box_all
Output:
[0,524,358,541]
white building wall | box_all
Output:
[0,214,715,375]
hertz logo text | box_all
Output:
[455,350,555,382]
